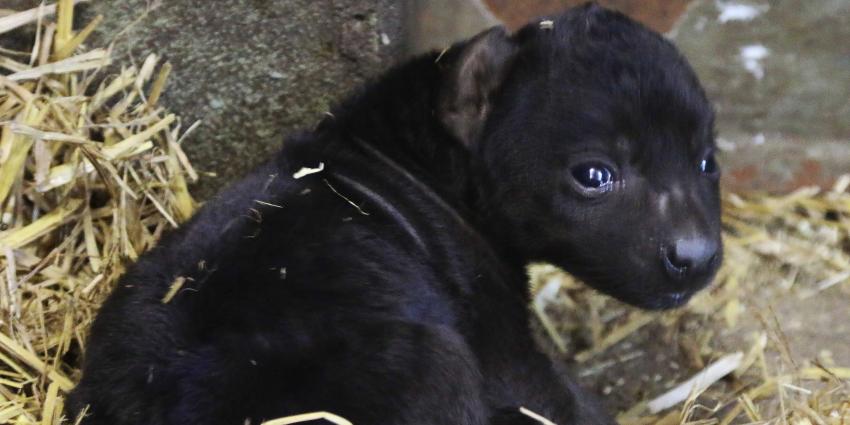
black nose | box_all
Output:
[663,237,719,280]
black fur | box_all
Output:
[69,4,721,424]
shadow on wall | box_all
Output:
[406,0,850,193]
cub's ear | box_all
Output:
[439,26,519,148]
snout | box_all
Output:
[662,237,720,283]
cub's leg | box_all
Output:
[273,321,489,425]
[73,318,490,425]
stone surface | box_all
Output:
[671,0,850,191]
[408,0,850,192]
[673,0,850,141]
[70,0,405,197]
[404,0,496,54]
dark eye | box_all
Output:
[699,152,719,175]
[571,163,615,192]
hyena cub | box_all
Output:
[71,4,721,424]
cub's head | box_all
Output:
[440,4,722,309]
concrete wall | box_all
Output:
[2,0,406,198]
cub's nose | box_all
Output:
[663,237,719,280]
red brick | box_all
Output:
[483,0,693,33]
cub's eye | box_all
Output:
[699,152,719,175]
[571,163,615,192]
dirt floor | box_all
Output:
[566,277,850,414]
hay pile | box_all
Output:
[1,2,848,424]
[1,1,196,423]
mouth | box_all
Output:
[661,290,692,306]
[641,289,696,310]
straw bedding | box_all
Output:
[1,2,848,424]
[1,1,195,423]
